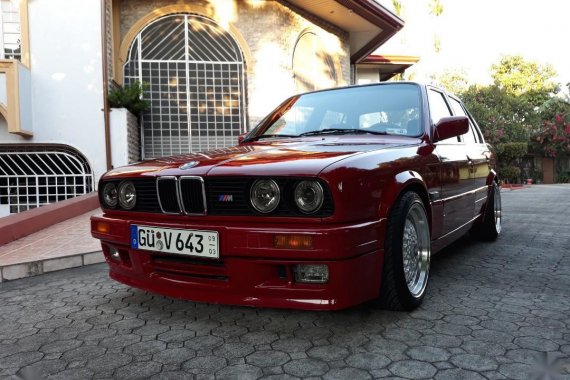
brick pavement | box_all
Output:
[0,185,569,379]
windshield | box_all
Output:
[249,83,422,141]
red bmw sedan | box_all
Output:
[91,82,501,311]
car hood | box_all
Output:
[103,136,419,178]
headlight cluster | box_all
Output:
[102,181,137,210]
[294,180,324,214]
[250,179,280,213]
[250,179,325,215]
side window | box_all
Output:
[427,89,458,143]
[449,98,478,144]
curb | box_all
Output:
[0,193,100,247]
[0,251,105,283]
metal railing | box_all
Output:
[0,145,94,215]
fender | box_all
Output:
[378,170,430,220]
[486,169,498,186]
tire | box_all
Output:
[471,181,501,241]
[375,192,431,311]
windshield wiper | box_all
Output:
[299,128,387,137]
[244,134,298,142]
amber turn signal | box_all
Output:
[95,222,110,234]
[273,234,313,249]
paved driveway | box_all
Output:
[1,185,569,380]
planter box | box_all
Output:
[110,107,140,168]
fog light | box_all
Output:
[96,222,110,234]
[294,264,329,284]
[274,234,313,249]
[109,246,120,261]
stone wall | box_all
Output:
[117,0,351,128]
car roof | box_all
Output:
[292,81,448,98]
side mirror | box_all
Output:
[433,116,469,143]
[237,132,248,145]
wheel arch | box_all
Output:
[487,168,499,186]
[379,171,432,231]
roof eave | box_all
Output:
[334,0,404,63]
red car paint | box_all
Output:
[91,83,495,310]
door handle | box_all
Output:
[466,155,473,165]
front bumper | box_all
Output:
[91,214,386,310]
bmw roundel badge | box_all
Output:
[179,161,199,170]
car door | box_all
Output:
[448,96,492,217]
[428,88,475,236]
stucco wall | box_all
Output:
[118,0,350,128]
[0,0,107,181]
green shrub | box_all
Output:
[556,172,570,183]
[108,81,150,116]
[501,166,521,183]
[497,142,528,162]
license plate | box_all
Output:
[131,225,219,259]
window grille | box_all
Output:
[0,0,21,60]
[124,14,247,159]
[0,145,94,215]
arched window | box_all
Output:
[292,31,338,93]
[124,14,247,159]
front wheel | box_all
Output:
[375,192,431,311]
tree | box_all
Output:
[491,55,557,99]
[430,69,469,95]
[428,0,443,17]
[462,85,533,183]
[461,56,567,183]
[533,98,570,177]
[428,0,444,53]
[392,0,403,16]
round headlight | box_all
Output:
[102,182,118,208]
[294,180,324,214]
[250,179,280,213]
[118,181,137,210]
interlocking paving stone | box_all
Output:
[450,353,498,371]
[283,358,329,377]
[182,355,227,374]
[389,359,438,378]
[215,364,263,380]
[271,338,312,353]
[114,360,162,379]
[407,346,451,362]
[306,345,349,361]
[0,185,569,378]
[152,347,195,364]
[323,367,372,379]
[246,350,290,367]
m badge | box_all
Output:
[218,195,234,202]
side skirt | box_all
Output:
[431,213,482,254]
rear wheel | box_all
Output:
[471,181,501,241]
[376,192,431,311]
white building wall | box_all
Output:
[0,0,107,181]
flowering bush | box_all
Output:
[534,114,570,158]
